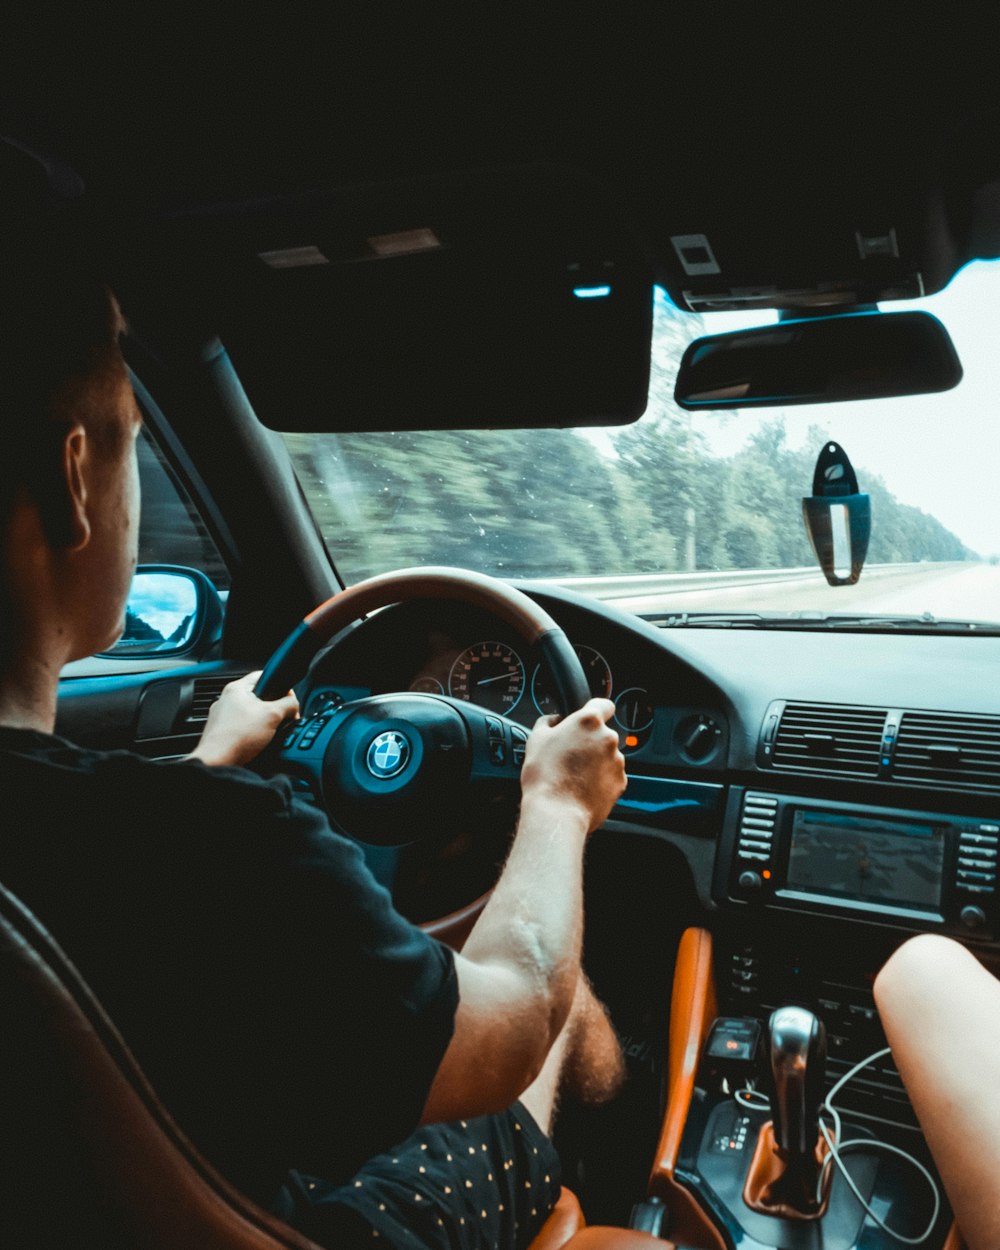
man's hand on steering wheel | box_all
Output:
[188,671,299,768]
[522,699,626,834]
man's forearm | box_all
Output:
[461,789,590,1041]
[420,699,625,1122]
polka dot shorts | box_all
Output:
[279,1102,561,1250]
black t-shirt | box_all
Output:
[0,728,458,1204]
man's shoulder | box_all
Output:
[0,726,342,862]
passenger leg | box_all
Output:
[874,933,1000,1250]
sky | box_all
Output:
[681,260,1000,558]
[128,573,197,639]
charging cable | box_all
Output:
[737,1045,940,1245]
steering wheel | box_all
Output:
[256,568,590,867]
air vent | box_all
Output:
[771,702,886,779]
[893,711,1000,791]
[187,675,242,726]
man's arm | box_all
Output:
[874,934,1000,1250]
[420,697,626,1123]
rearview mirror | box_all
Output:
[100,565,223,658]
[674,309,962,409]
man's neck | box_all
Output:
[0,653,60,733]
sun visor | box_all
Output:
[147,166,652,431]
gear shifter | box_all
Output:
[743,1005,829,1218]
[768,1005,826,1161]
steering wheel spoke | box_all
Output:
[465,706,528,784]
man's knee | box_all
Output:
[874,933,978,1026]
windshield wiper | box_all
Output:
[646,611,1000,634]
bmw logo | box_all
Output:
[366,730,411,779]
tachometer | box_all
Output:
[531,645,612,715]
[449,642,525,714]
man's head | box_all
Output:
[0,220,140,674]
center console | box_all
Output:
[635,783,1000,1247]
[715,788,1000,939]
[711,785,1000,1133]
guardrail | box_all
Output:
[534,561,969,602]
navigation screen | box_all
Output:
[786,810,945,912]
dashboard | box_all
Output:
[300,582,1000,1136]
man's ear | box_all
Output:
[50,423,91,552]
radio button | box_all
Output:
[739,851,770,863]
[741,816,776,830]
[745,794,778,806]
[959,883,993,895]
[978,824,1000,834]
[958,870,997,884]
[960,855,998,868]
[960,905,988,929]
[738,839,773,853]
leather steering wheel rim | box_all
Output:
[255,565,590,710]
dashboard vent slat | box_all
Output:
[893,711,1000,791]
[770,702,885,779]
[188,676,239,725]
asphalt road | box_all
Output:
[608,562,1000,622]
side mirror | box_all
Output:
[100,565,224,658]
[674,309,962,409]
[802,442,871,586]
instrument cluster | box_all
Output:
[406,637,655,746]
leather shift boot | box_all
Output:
[742,1121,832,1220]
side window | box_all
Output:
[136,427,230,596]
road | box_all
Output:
[605,562,1000,621]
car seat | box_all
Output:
[0,879,667,1250]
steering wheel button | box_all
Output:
[489,740,507,766]
[486,717,504,740]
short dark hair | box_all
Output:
[0,178,128,538]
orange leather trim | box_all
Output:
[560,1229,674,1250]
[941,1222,965,1250]
[303,566,557,641]
[526,1188,586,1250]
[420,891,490,951]
[650,927,717,1184]
[646,927,725,1250]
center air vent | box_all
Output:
[766,701,886,779]
[894,711,1000,791]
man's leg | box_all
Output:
[519,973,625,1135]
[874,934,1000,1250]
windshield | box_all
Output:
[282,260,1000,627]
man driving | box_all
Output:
[0,214,627,1249]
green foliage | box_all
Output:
[282,295,973,581]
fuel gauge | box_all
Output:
[409,676,445,695]
[614,687,654,751]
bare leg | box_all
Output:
[519,974,625,1135]
[874,934,1000,1250]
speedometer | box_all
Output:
[449,642,525,714]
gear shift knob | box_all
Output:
[768,1006,826,1159]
